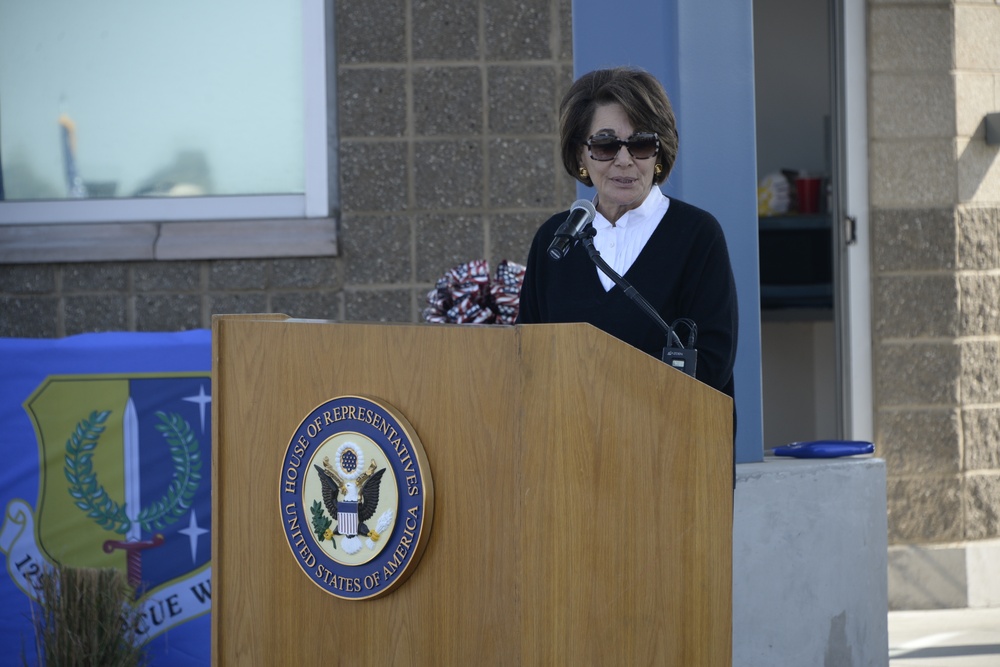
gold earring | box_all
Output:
[654,163,663,176]
[578,167,589,179]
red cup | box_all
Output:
[796,177,822,214]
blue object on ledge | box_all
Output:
[772,440,875,458]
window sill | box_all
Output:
[0,217,338,263]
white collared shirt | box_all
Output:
[591,187,671,291]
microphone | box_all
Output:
[547,199,597,260]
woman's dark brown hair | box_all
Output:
[559,67,678,187]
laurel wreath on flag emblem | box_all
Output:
[64,410,203,534]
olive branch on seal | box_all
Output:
[310,500,335,549]
[64,410,203,535]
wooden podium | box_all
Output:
[211,315,733,665]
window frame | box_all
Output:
[0,0,336,262]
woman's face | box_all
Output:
[578,103,659,224]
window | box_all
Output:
[0,0,334,260]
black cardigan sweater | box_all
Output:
[517,197,739,399]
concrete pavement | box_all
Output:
[889,607,1000,666]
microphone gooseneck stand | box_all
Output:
[575,225,698,377]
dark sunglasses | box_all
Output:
[585,132,660,161]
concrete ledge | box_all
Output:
[0,218,338,264]
[733,456,888,667]
[0,222,158,263]
[155,218,338,260]
[889,538,1000,610]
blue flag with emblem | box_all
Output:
[0,331,212,666]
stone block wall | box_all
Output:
[0,0,576,335]
[4,0,999,559]
[870,0,1000,545]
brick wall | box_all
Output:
[870,0,1000,544]
[0,0,576,335]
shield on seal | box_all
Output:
[25,374,212,589]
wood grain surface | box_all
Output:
[212,316,732,666]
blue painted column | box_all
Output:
[573,0,763,463]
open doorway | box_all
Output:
[754,0,841,448]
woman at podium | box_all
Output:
[517,66,738,399]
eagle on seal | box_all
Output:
[313,456,386,542]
